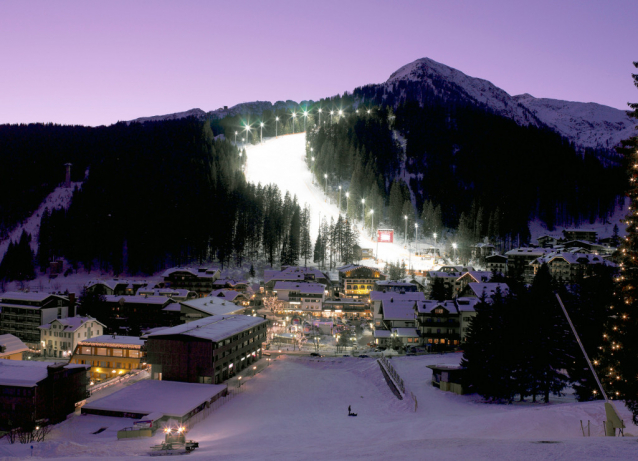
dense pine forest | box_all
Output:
[306,95,624,250]
[1,119,359,276]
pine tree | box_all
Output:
[598,61,638,423]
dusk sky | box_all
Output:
[1,0,636,126]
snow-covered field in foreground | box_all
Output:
[1,354,635,460]
[244,134,436,272]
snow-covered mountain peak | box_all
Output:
[385,57,540,127]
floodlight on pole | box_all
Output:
[361,198,365,226]
[234,131,238,144]
[346,192,350,215]
[452,242,457,261]
[338,109,343,120]
[318,108,322,126]
[260,122,264,144]
[367,109,371,115]
[303,111,308,132]
[415,223,419,253]
[292,112,297,133]
[404,215,408,245]
[276,116,279,137]
[433,232,437,244]
[244,124,251,145]
[330,110,334,124]
[324,173,328,196]
[338,185,342,213]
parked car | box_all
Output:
[310,352,323,357]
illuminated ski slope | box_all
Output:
[244,133,435,271]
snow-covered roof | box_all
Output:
[161,267,216,278]
[273,281,325,294]
[209,290,241,301]
[369,291,425,302]
[427,271,462,278]
[455,298,480,312]
[467,283,510,299]
[416,300,458,315]
[82,379,227,418]
[505,247,553,257]
[0,361,89,387]
[0,292,63,302]
[458,271,492,283]
[212,279,248,287]
[376,280,415,287]
[136,287,193,297]
[0,334,29,357]
[374,329,392,338]
[380,300,416,320]
[79,335,145,347]
[162,304,181,312]
[392,328,420,338]
[86,279,147,290]
[39,316,102,332]
[337,264,382,275]
[103,295,174,305]
[532,251,616,267]
[264,266,329,283]
[147,315,267,343]
[180,297,243,316]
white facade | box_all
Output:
[39,317,104,359]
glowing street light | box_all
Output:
[338,185,342,213]
[275,116,279,137]
[433,232,438,245]
[367,109,371,115]
[452,242,458,261]
[244,124,251,145]
[318,108,322,126]
[404,215,408,245]
[260,122,264,144]
[346,191,350,215]
[361,198,365,226]
[338,109,343,120]
[415,223,419,252]
[234,131,238,144]
[324,173,328,195]
[303,111,308,132]
[291,112,297,133]
[330,110,334,124]
[238,376,242,388]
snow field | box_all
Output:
[2,354,636,460]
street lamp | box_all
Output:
[244,124,251,145]
[276,116,279,137]
[303,111,308,132]
[291,112,297,133]
[318,108,322,126]
[338,109,343,120]
[324,173,328,195]
[361,198,365,227]
[433,232,437,245]
[260,122,264,144]
[338,185,342,213]
[238,376,242,388]
[330,110,334,124]
[234,131,238,144]
[404,215,408,245]
[415,223,419,254]
[311,154,315,183]
[367,109,371,115]
[346,192,350,215]
[452,242,457,262]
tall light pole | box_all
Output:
[433,232,437,245]
[338,185,342,213]
[318,108,322,126]
[338,109,343,121]
[346,192,350,216]
[292,112,296,133]
[245,124,251,145]
[324,173,328,196]
[311,154,315,184]
[330,110,334,124]
[404,215,408,245]
[303,111,308,132]
[234,131,238,144]
[276,116,279,137]
[414,223,419,255]
[260,122,264,144]
[452,243,457,262]
[361,198,365,228]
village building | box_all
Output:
[426,364,466,395]
[561,240,611,254]
[370,291,426,328]
[459,282,510,299]
[562,229,598,243]
[0,292,72,348]
[0,360,90,431]
[145,315,268,384]
[415,300,460,348]
[536,235,561,248]
[209,289,252,306]
[161,267,221,297]
[373,280,418,293]
[85,279,148,296]
[273,281,326,313]
[0,334,29,360]
[485,254,508,274]
[263,266,331,293]
[531,251,617,282]
[504,247,553,281]
[454,271,492,297]
[338,265,386,300]
[211,279,250,292]
[69,334,147,383]
[136,287,198,302]
[374,298,419,347]
[39,316,104,358]
[321,298,369,319]
[179,297,245,323]
[102,295,180,334]
[425,270,462,295]
[456,297,480,342]
[472,243,495,259]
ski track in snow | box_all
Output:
[244,134,436,272]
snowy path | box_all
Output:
[244,134,435,272]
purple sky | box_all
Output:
[1,0,636,126]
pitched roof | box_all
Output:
[467,282,510,299]
[39,316,102,332]
[103,295,175,305]
[369,291,426,302]
[0,361,89,387]
[0,334,29,357]
[380,300,416,320]
[415,300,458,314]
[79,335,145,347]
[273,281,325,294]
[0,292,63,302]
[180,297,243,316]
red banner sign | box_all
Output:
[377,229,394,243]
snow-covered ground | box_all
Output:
[1,354,635,460]
[244,134,436,273]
